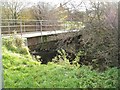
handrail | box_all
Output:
[1,19,83,35]
[1,19,81,22]
[1,19,63,22]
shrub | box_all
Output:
[52,49,70,65]
[2,35,29,55]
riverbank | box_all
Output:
[2,37,119,88]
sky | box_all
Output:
[6,0,119,4]
[23,0,119,3]
[5,0,67,5]
[2,0,119,11]
[2,0,118,12]
[8,0,119,9]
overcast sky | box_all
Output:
[23,0,119,3]
[2,0,117,12]
[6,0,119,4]
[2,0,119,11]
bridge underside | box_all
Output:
[26,31,78,51]
[29,32,82,64]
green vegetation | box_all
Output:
[63,21,84,30]
[2,37,119,88]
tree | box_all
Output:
[19,7,34,20]
[32,2,57,20]
[56,3,69,21]
[80,1,118,69]
[63,0,118,70]
[2,0,27,20]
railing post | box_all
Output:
[60,21,62,30]
[20,20,22,37]
[54,21,56,35]
[64,21,66,31]
[24,21,25,32]
[40,21,42,42]
[8,22,10,35]
[40,21,42,34]
[36,22,37,32]
[55,21,57,41]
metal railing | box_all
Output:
[0,19,83,36]
[1,19,65,35]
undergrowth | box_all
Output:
[2,36,119,88]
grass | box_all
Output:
[2,37,119,88]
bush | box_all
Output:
[52,49,70,65]
[2,35,29,55]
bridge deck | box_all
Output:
[17,30,80,38]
